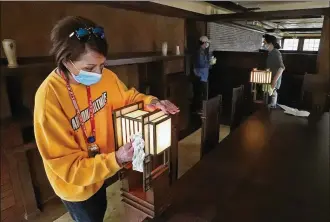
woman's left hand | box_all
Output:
[147,100,180,115]
[271,81,276,89]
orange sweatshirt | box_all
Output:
[34,68,156,201]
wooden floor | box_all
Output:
[178,125,230,178]
[154,109,330,222]
[15,109,330,222]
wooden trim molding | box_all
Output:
[1,53,189,77]
[203,7,330,22]
[82,1,204,19]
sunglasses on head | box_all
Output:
[69,27,105,41]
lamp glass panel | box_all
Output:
[121,110,148,144]
[122,118,127,144]
[119,104,139,115]
[129,119,134,138]
[124,110,148,119]
[146,111,164,122]
[250,70,272,84]
[144,122,150,154]
[144,111,172,155]
[257,72,260,83]
[267,72,271,83]
[148,115,171,155]
[117,109,171,155]
[142,111,165,155]
[155,117,171,154]
[115,117,123,147]
[149,124,155,155]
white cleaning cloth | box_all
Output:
[210,56,217,65]
[130,132,145,172]
[278,104,310,117]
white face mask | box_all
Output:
[262,43,270,50]
[70,61,102,86]
[205,42,210,48]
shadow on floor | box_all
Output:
[178,125,230,178]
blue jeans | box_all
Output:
[192,75,208,111]
[61,184,107,222]
[270,89,278,107]
[270,77,282,107]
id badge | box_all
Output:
[88,143,100,158]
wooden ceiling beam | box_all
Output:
[203,7,330,22]
[266,28,323,32]
[85,1,204,19]
[205,1,250,13]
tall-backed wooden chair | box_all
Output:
[200,95,222,158]
[230,85,244,132]
[301,73,329,114]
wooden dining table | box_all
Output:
[151,108,329,222]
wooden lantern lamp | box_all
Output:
[250,68,272,104]
[113,101,172,221]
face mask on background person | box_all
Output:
[70,61,102,86]
[262,43,270,50]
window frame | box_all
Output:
[280,37,321,53]
[282,38,299,51]
[302,38,321,52]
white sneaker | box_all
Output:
[268,104,277,109]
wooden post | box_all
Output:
[317,16,329,78]
[170,113,179,184]
[314,15,330,112]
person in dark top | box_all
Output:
[263,34,285,108]
[193,36,216,113]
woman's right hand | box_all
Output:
[115,142,134,165]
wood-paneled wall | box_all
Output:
[0,1,185,109]
[0,1,186,118]
[0,2,185,57]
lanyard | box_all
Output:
[60,71,96,143]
